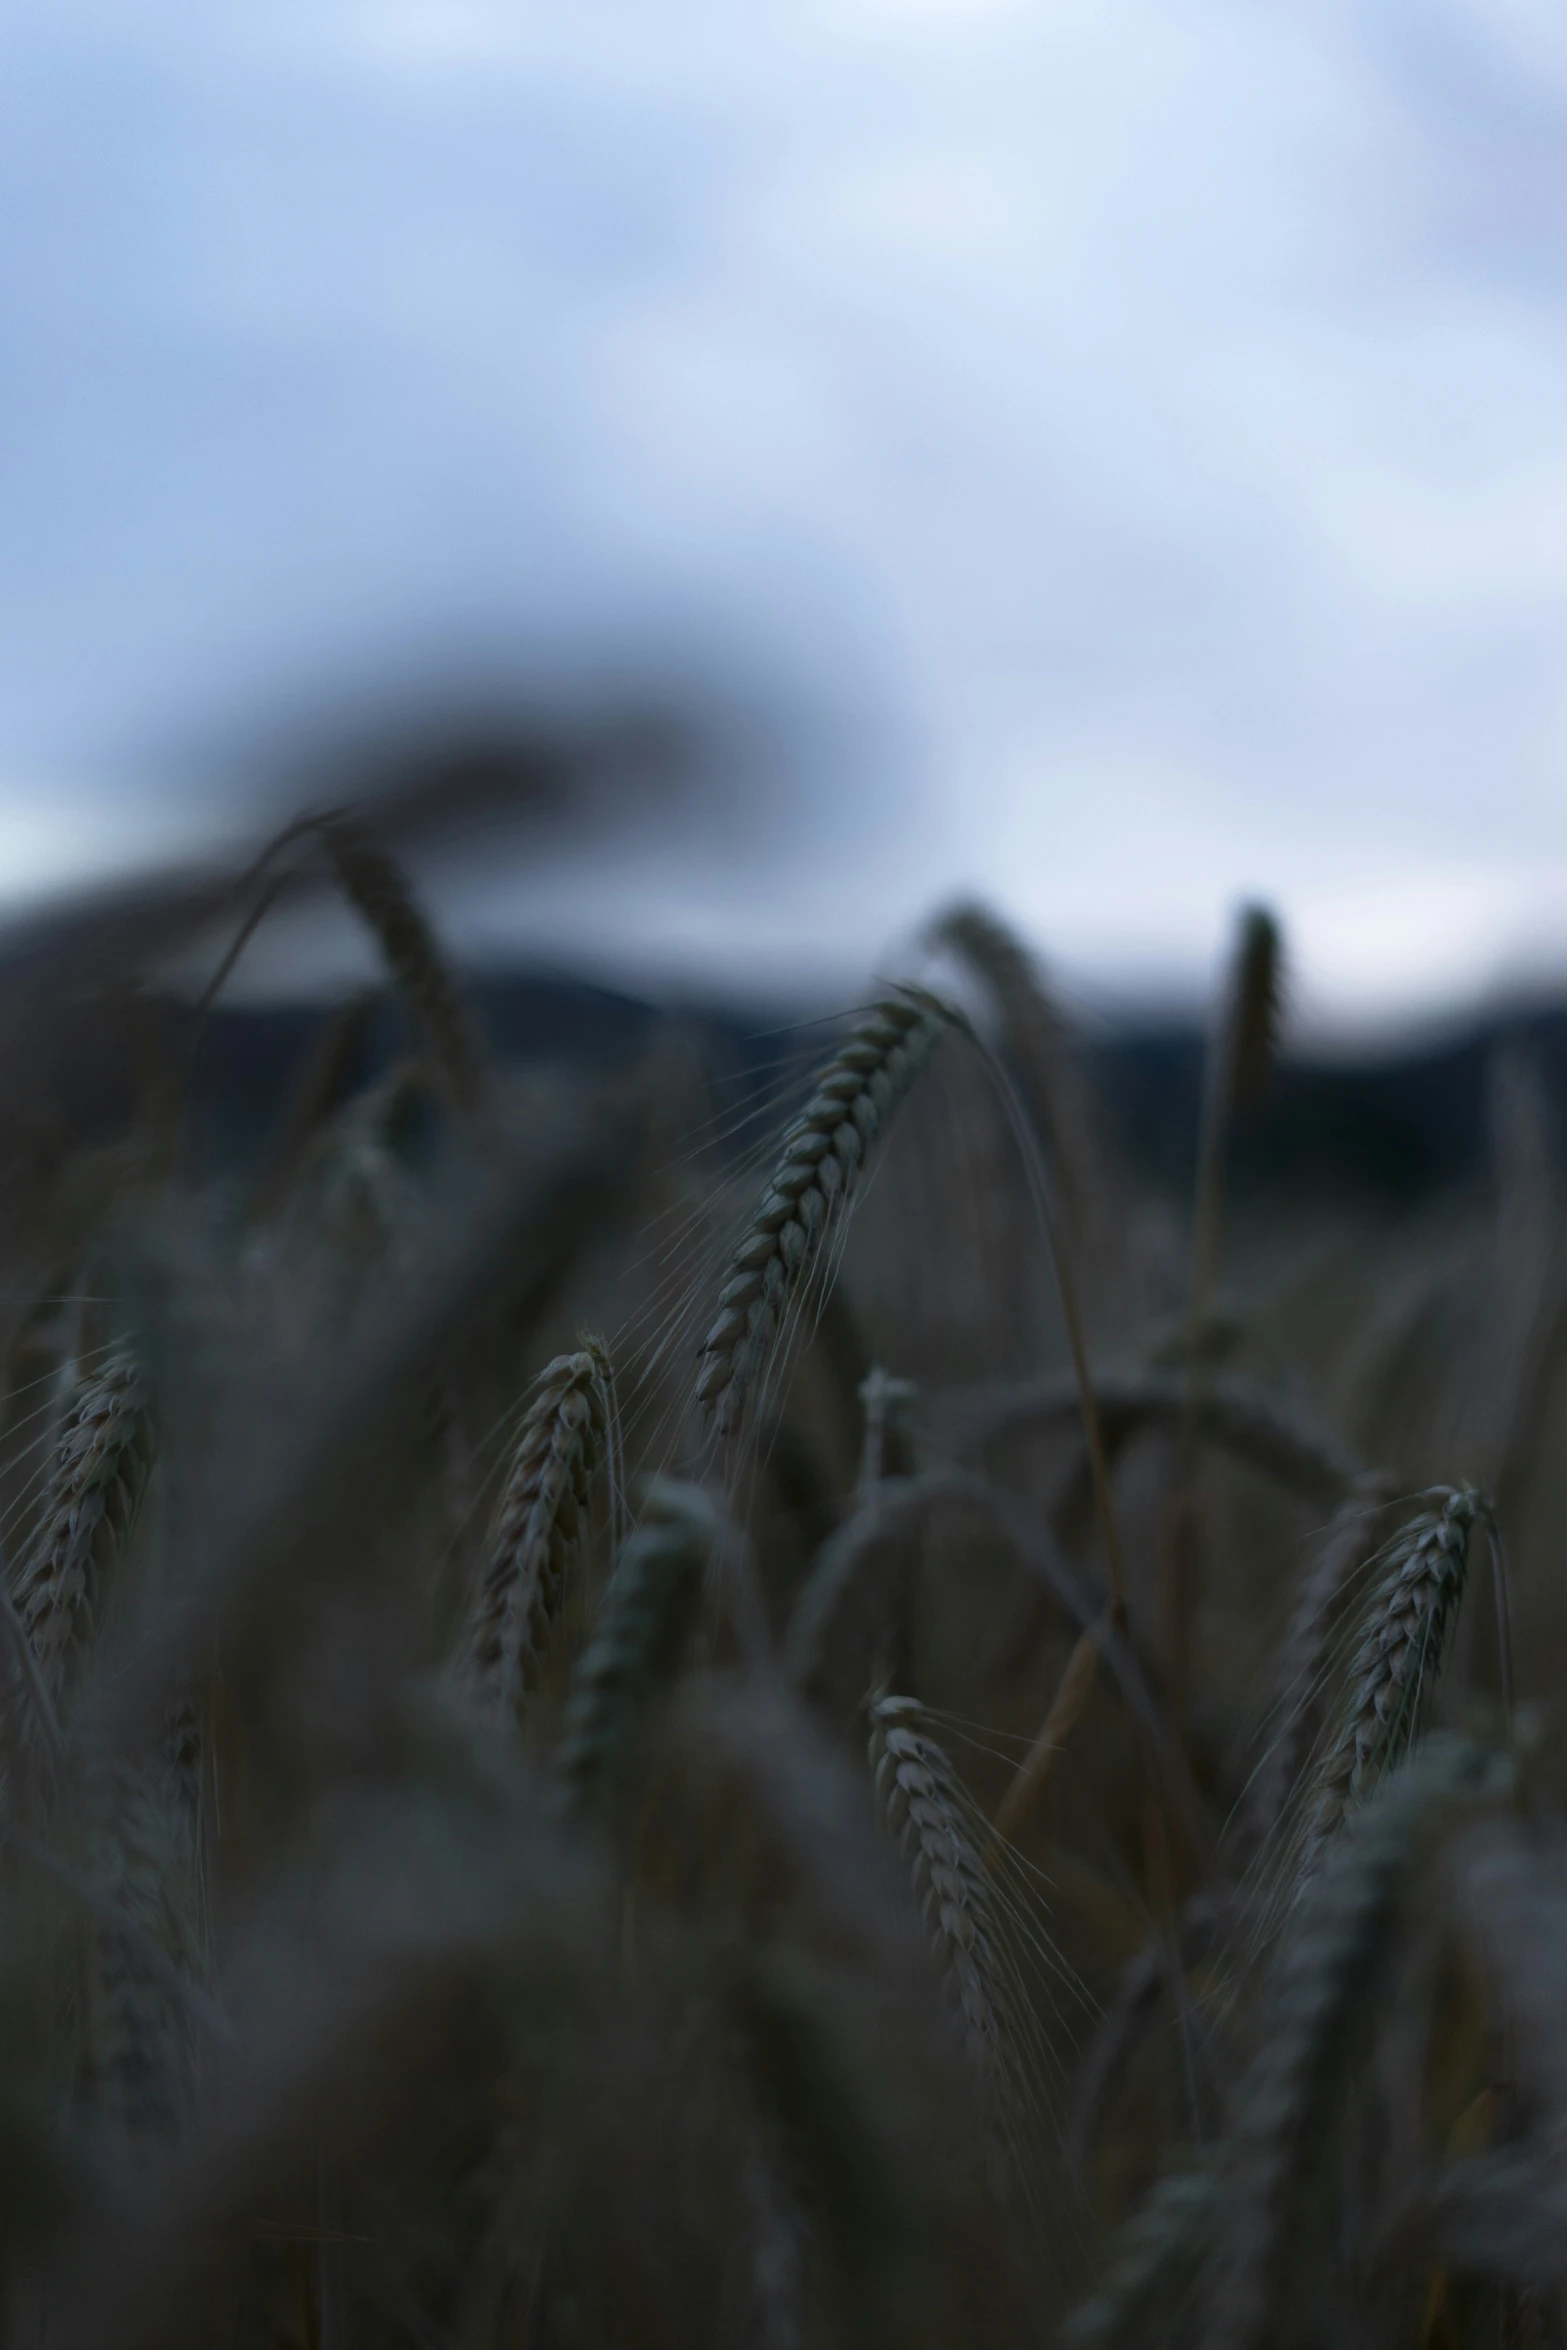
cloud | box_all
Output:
[1,0,1566,1019]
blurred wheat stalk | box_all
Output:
[0,813,1550,2350]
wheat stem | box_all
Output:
[1210,1738,1507,2350]
[987,1623,1100,1857]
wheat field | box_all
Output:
[0,802,1559,2350]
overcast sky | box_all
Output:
[5,0,1567,1028]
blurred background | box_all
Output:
[5,0,1567,1039]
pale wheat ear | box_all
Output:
[695,992,944,1438]
[459,1339,614,1719]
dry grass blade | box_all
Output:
[1300,1486,1489,1874]
[461,1340,613,1718]
[317,814,488,1115]
[14,1345,154,1702]
[696,994,943,1436]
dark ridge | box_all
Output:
[1095,1003,1567,1202]
[164,973,1567,1201]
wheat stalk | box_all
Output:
[1168,908,1283,1725]
[868,1694,1016,2101]
[14,1346,154,1700]
[1208,1737,1508,2350]
[1064,2168,1220,2348]
[317,813,487,1115]
[957,1368,1362,1510]
[933,900,1116,1277]
[696,994,943,1436]
[555,1479,718,1811]
[462,1341,613,1717]
[1300,1486,1488,1874]
[988,1623,1100,1854]
[1184,905,1283,1455]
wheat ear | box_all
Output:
[317,813,487,1114]
[462,1341,613,1716]
[1064,2168,1220,2348]
[1208,1737,1507,2350]
[1300,1486,1487,1873]
[696,994,943,1435]
[868,1694,1016,2099]
[1245,1473,1398,1850]
[14,1346,154,1700]
[554,1479,718,1811]
[1181,905,1281,1446]
[87,1766,202,2137]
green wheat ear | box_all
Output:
[696,993,944,1436]
[554,1479,719,1813]
[461,1339,614,1718]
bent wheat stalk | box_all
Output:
[696,994,942,1436]
[934,900,1115,1279]
[461,1341,613,1717]
[318,813,488,1115]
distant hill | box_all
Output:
[178,966,1567,1204]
